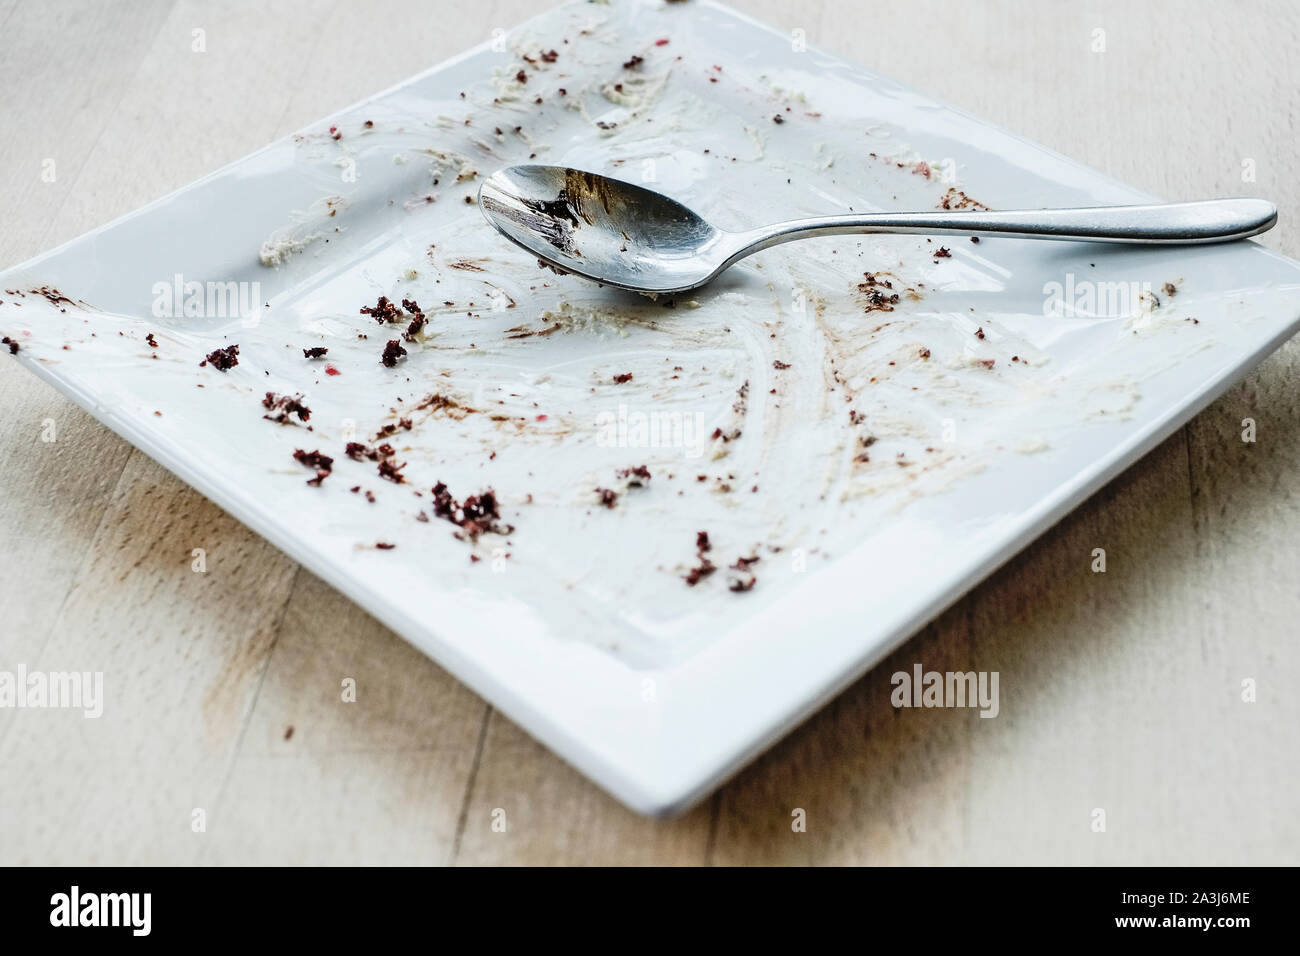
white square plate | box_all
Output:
[3,0,1298,815]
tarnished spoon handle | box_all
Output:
[728,199,1277,260]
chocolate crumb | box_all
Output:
[375,542,396,550]
[612,372,633,384]
[378,457,407,483]
[201,344,239,371]
[1,336,18,355]
[684,530,718,586]
[145,333,158,348]
[401,297,427,340]
[345,441,376,461]
[293,448,333,485]
[616,465,651,486]
[262,391,312,424]
[428,481,513,540]
[303,346,328,359]
[858,272,901,313]
[361,295,402,324]
[403,316,426,340]
[684,559,716,586]
[381,339,407,367]
[773,360,791,370]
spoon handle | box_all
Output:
[729,199,1276,259]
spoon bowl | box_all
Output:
[478,164,1278,295]
[477,165,729,294]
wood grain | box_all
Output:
[1,0,1296,865]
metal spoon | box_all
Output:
[478,164,1277,295]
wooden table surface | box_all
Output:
[2,0,1297,865]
